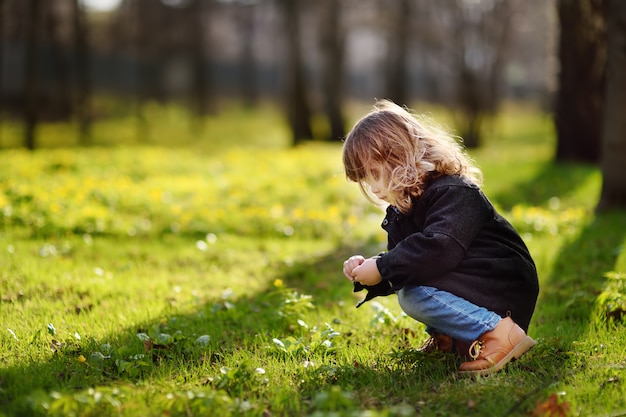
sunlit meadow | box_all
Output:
[1,104,625,416]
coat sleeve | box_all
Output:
[376,184,494,286]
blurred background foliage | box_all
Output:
[0,0,573,144]
[0,0,624,209]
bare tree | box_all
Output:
[555,0,605,163]
[597,0,626,211]
[277,0,313,145]
[119,0,170,143]
[384,0,411,107]
[318,0,345,141]
[72,0,91,145]
[132,0,150,143]
[0,0,4,145]
[237,1,258,108]
[24,0,41,150]
[188,0,212,117]
[449,0,516,148]
[47,1,73,122]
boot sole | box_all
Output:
[459,336,536,377]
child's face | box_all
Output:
[364,166,389,203]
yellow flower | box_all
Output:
[77,355,87,363]
[273,279,284,288]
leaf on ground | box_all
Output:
[532,393,571,417]
[50,339,62,353]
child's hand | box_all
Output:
[343,255,365,281]
[351,258,382,286]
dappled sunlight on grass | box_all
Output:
[0,102,291,150]
[0,144,380,243]
[507,203,587,238]
[1,106,625,416]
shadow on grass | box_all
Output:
[490,162,598,210]
[525,209,626,415]
[278,243,377,306]
[2,163,624,416]
[535,210,626,341]
[279,162,626,415]
[297,351,461,410]
[0,241,401,416]
[279,246,579,416]
[0,290,291,412]
[0,235,366,412]
[541,212,626,324]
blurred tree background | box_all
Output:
[0,0,624,207]
[0,0,556,145]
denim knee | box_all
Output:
[397,285,433,322]
[396,285,501,341]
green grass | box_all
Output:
[1,104,626,416]
[0,101,291,150]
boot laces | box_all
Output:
[468,340,483,360]
[420,336,439,351]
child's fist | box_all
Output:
[343,255,365,281]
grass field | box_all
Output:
[1,104,625,416]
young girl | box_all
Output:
[341,100,539,376]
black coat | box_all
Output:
[354,175,539,332]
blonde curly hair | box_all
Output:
[342,100,482,213]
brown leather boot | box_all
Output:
[418,334,473,357]
[418,333,454,353]
[458,317,536,376]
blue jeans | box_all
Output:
[397,285,501,342]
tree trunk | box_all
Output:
[456,68,483,149]
[133,0,149,143]
[385,0,410,106]
[597,0,626,211]
[239,2,258,108]
[0,0,5,147]
[47,1,73,121]
[189,0,212,117]
[555,0,606,163]
[279,0,313,145]
[449,0,514,149]
[318,0,345,141]
[72,0,91,145]
[24,0,41,150]
[485,0,514,114]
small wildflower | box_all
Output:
[7,328,18,341]
[273,279,284,288]
[77,355,87,363]
[195,335,210,346]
